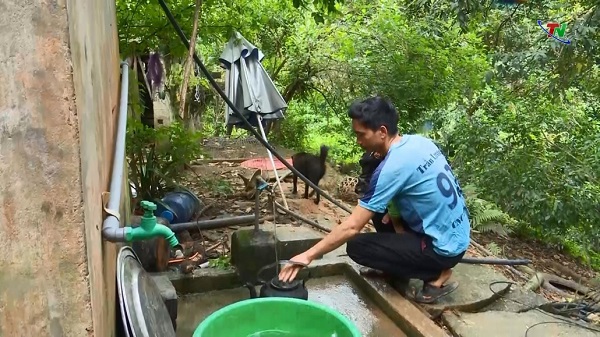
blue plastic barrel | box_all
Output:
[155,190,201,224]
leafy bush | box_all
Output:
[126,118,204,205]
[432,84,600,270]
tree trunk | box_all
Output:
[178,0,203,126]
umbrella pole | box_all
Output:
[257,116,289,210]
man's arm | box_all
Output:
[304,205,374,260]
[304,156,409,260]
[279,157,409,282]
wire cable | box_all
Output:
[488,280,600,336]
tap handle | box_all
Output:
[140,200,157,213]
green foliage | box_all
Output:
[274,99,362,164]
[440,85,600,257]
[272,103,313,151]
[486,242,503,256]
[462,184,517,237]
[126,118,204,203]
[117,0,600,270]
[330,2,490,123]
[209,255,232,270]
[200,178,234,198]
[561,231,600,269]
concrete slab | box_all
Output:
[443,310,600,337]
[230,225,326,284]
[310,249,450,337]
[166,267,241,294]
[416,263,547,315]
[275,224,324,260]
[166,221,594,337]
[352,272,450,337]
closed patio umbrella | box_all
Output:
[219,31,287,132]
[219,31,290,208]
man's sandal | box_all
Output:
[414,282,459,304]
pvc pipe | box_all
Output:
[102,61,130,242]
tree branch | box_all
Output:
[271,58,288,82]
[493,3,521,48]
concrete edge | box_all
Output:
[440,312,462,337]
[340,264,450,337]
[161,263,347,294]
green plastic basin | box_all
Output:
[193,297,361,337]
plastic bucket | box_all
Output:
[193,297,361,337]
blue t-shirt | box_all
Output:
[359,135,471,257]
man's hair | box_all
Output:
[347,96,399,135]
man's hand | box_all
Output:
[278,205,373,282]
[278,252,313,283]
[382,212,390,224]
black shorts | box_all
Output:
[346,231,465,282]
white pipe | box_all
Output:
[102,61,130,242]
[257,115,289,209]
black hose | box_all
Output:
[170,215,256,232]
[156,0,353,215]
[460,257,531,265]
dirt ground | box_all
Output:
[168,136,362,271]
[474,232,599,287]
[188,136,359,223]
[173,136,598,301]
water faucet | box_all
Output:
[126,200,184,257]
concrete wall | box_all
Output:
[154,94,175,127]
[0,0,123,336]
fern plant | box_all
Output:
[462,184,518,237]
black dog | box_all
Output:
[355,151,409,234]
[291,145,329,204]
